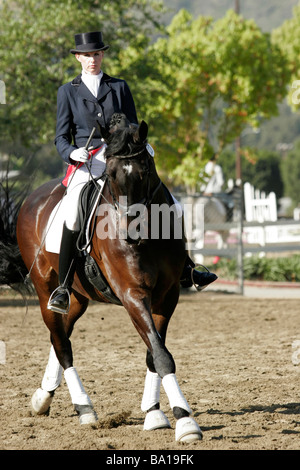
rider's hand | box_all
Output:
[70,147,89,163]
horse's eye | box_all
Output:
[108,169,117,180]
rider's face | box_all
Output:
[75,51,104,75]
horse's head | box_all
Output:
[100,114,160,210]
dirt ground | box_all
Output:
[1,287,300,452]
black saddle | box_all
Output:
[75,177,122,306]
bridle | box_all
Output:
[104,144,162,216]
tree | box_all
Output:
[0,0,165,183]
[271,5,300,207]
[218,148,284,199]
[280,138,300,207]
[272,3,300,110]
[116,9,290,190]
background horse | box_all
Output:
[201,195,229,249]
[5,119,202,442]
[190,193,235,256]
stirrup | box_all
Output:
[192,264,213,292]
[47,287,71,314]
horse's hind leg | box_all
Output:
[32,291,97,424]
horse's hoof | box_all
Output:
[75,404,98,425]
[79,411,98,425]
[143,409,171,431]
[175,416,203,442]
[31,388,53,415]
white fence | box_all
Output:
[244,182,277,223]
[176,183,300,295]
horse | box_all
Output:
[190,194,234,254]
[9,119,202,442]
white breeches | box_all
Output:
[64,146,106,231]
[63,144,182,231]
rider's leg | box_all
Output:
[48,150,106,314]
[47,184,83,314]
[180,256,217,290]
[47,222,79,314]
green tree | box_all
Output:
[218,148,284,199]
[116,9,290,190]
[272,3,300,110]
[280,138,300,207]
[0,0,165,184]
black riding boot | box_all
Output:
[47,224,79,314]
[180,256,218,291]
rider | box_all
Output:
[48,31,217,314]
[201,154,224,195]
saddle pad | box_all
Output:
[45,178,105,254]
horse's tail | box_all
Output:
[0,172,31,292]
[0,241,28,287]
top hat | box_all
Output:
[70,31,109,54]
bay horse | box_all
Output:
[14,119,202,442]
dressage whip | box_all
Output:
[83,126,101,189]
[24,127,97,284]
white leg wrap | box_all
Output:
[64,366,92,406]
[162,373,191,414]
[41,346,63,392]
[141,369,161,412]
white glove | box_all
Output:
[70,147,89,163]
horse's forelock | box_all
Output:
[105,126,142,158]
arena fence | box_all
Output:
[176,188,300,295]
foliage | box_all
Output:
[0,2,294,193]
[217,148,284,199]
[272,3,300,110]
[0,0,165,180]
[116,9,290,190]
[280,138,300,207]
[214,255,300,282]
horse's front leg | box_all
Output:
[123,288,202,442]
[142,352,202,442]
[32,294,97,424]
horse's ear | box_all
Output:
[134,120,148,143]
[97,121,110,142]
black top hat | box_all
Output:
[70,31,109,54]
